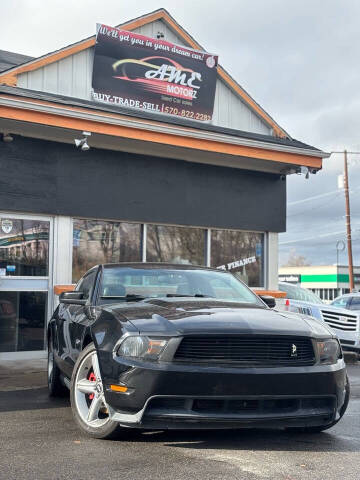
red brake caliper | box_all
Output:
[88,371,96,400]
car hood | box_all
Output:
[108,298,332,338]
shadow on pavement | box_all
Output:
[110,426,360,453]
[0,388,359,454]
[0,387,69,412]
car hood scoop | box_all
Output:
[110,298,328,337]
[146,298,261,311]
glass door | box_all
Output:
[0,213,53,353]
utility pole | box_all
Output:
[343,149,354,291]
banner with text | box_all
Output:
[92,24,218,121]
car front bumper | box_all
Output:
[336,331,360,354]
[98,351,348,429]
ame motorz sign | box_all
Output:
[92,24,218,121]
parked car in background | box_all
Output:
[48,264,348,439]
[331,293,360,311]
[277,282,360,358]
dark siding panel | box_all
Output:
[0,136,286,232]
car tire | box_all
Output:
[48,335,68,397]
[70,342,123,439]
[286,374,350,434]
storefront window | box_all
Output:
[146,225,206,265]
[0,291,47,352]
[211,229,264,287]
[0,218,49,276]
[72,219,141,281]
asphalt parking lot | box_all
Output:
[0,358,359,480]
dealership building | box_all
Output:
[0,9,327,359]
[279,265,360,302]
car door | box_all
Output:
[56,268,99,378]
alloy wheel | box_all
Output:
[74,350,110,428]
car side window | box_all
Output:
[348,296,360,310]
[75,270,97,301]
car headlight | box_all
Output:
[117,336,168,360]
[315,339,342,365]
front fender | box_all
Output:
[91,308,138,351]
[90,308,138,378]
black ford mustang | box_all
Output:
[48,263,349,439]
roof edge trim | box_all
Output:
[0,95,328,165]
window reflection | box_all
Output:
[71,220,264,286]
[146,225,205,265]
[0,218,49,276]
[211,230,264,287]
[72,220,141,282]
[0,291,47,352]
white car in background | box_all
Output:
[331,293,360,311]
[277,282,360,358]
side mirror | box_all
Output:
[259,295,276,309]
[60,291,86,305]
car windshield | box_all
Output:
[279,282,323,304]
[99,266,264,306]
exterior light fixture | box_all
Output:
[2,132,13,142]
[74,131,91,151]
[157,31,164,39]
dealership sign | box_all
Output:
[217,256,257,271]
[278,274,301,284]
[92,24,218,121]
[1,219,13,234]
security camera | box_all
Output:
[74,131,91,151]
[300,166,310,179]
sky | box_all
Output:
[1,0,360,267]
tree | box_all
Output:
[282,249,311,267]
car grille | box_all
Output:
[320,309,359,331]
[174,335,315,366]
[340,339,356,346]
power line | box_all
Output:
[288,190,340,206]
[281,219,360,239]
[279,228,360,246]
[287,151,360,209]
[288,186,360,208]
[287,193,342,217]
[330,151,360,154]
